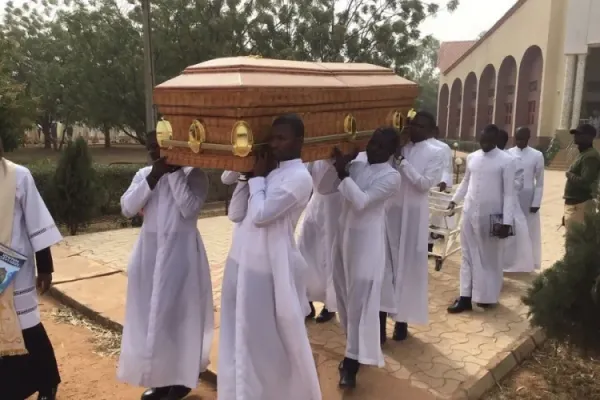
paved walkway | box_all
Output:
[50,170,567,399]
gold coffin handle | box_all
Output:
[188,119,206,154]
[390,110,404,130]
[344,114,358,140]
[156,119,173,147]
[231,121,253,157]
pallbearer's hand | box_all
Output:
[150,156,171,179]
[438,182,447,192]
[37,273,52,295]
[497,224,511,239]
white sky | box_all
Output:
[1,0,517,42]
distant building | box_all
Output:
[437,0,600,147]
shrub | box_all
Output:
[51,137,99,235]
[523,210,600,353]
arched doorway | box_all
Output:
[494,56,517,136]
[515,46,543,136]
[476,64,497,136]
[437,84,449,137]
[448,78,462,139]
[460,72,478,139]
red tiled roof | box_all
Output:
[442,0,529,75]
[437,41,476,73]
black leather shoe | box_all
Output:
[315,307,336,323]
[428,243,434,253]
[392,322,408,341]
[338,358,359,389]
[141,387,170,400]
[306,302,316,319]
[379,312,388,345]
[447,297,473,314]
[164,386,191,400]
[37,388,58,400]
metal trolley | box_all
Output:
[428,190,463,271]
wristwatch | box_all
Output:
[238,173,249,182]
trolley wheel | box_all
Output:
[435,257,443,271]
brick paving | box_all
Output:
[54,170,568,399]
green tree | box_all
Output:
[0,36,35,152]
[523,211,600,353]
[52,137,99,235]
[406,35,440,114]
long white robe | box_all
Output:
[427,139,455,242]
[502,150,535,272]
[218,159,321,400]
[118,167,214,390]
[429,138,454,188]
[508,146,544,270]
[8,163,63,330]
[298,161,340,311]
[452,149,516,304]
[386,141,444,325]
[314,157,400,366]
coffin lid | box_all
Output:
[155,56,417,90]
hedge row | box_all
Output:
[27,161,232,218]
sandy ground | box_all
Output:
[27,298,217,400]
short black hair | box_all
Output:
[374,126,400,150]
[483,124,500,136]
[497,129,509,148]
[516,126,531,137]
[273,114,305,138]
[414,111,436,130]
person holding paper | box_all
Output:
[447,124,516,314]
[0,137,63,400]
[117,131,214,400]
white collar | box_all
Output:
[278,158,303,169]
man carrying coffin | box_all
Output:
[217,114,321,400]
[117,131,214,400]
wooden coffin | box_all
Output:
[153,56,419,171]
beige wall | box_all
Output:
[564,0,600,53]
[439,0,568,141]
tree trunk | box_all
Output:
[104,127,111,148]
[58,122,68,151]
[41,116,52,149]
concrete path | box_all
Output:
[48,170,568,399]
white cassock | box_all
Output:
[298,161,340,311]
[429,138,454,189]
[427,138,455,239]
[502,150,535,272]
[452,149,516,304]
[118,167,214,390]
[508,146,544,270]
[386,142,443,324]
[314,155,400,366]
[217,159,321,400]
[6,162,63,331]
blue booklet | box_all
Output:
[0,243,27,294]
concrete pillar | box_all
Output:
[571,53,587,129]
[559,55,576,130]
